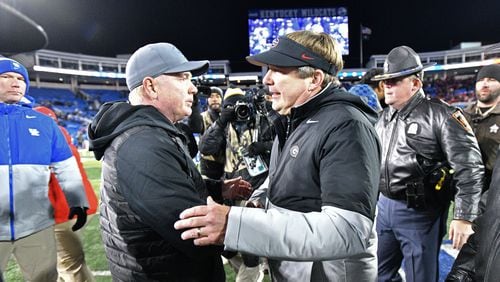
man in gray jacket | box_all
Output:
[175,31,381,281]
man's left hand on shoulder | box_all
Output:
[174,197,230,246]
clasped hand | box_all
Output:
[222,176,252,200]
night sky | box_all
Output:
[3,0,499,72]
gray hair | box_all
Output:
[128,86,143,105]
[297,66,339,88]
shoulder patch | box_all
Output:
[451,110,473,133]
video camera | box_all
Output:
[190,78,212,97]
[233,88,269,121]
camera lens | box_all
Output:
[235,103,251,120]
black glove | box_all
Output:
[216,107,236,127]
[69,207,88,231]
[247,141,270,156]
[221,250,237,259]
[242,253,260,267]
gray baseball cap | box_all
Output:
[125,42,209,90]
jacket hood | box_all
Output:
[292,84,380,125]
[88,101,179,160]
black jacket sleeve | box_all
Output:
[475,148,500,282]
[447,147,500,282]
[199,122,226,155]
[440,109,484,221]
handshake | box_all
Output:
[222,177,253,201]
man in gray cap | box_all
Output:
[372,45,484,282]
[88,42,251,281]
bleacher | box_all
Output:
[28,87,98,147]
[12,43,497,149]
[81,89,127,103]
[29,87,83,107]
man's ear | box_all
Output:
[142,77,158,100]
[411,78,422,93]
[310,69,325,90]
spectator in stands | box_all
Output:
[463,64,500,187]
[0,58,88,281]
[34,106,98,282]
[87,42,251,281]
[423,75,476,103]
[175,31,381,281]
[198,86,225,179]
[360,67,386,108]
[372,46,484,282]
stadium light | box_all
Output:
[33,65,126,79]
[426,58,500,72]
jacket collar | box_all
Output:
[466,101,500,119]
[289,83,339,122]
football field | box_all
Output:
[4,152,456,281]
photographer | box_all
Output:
[198,86,226,179]
[198,87,274,281]
[199,87,273,189]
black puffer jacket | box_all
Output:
[88,102,224,282]
[376,91,484,221]
[446,146,500,282]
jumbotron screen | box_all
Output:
[248,7,349,56]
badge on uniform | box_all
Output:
[407,123,419,135]
[451,110,473,133]
[289,145,299,158]
[490,124,499,134]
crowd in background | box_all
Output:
[25,74,480,150]
[1,31,499,282]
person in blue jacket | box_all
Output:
[0,58,88,281]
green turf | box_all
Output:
[4,153,456,282]
[3,153,455,282]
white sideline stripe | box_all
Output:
[92,270,111,276]
[441,243,460,259]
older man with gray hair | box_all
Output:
[88,42,251,281]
